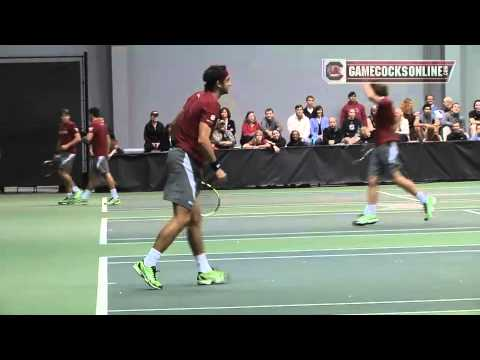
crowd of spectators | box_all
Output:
[142,93,480,154]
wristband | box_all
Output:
[210,160,221,171]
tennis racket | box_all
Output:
[197,180,221,217]
[41,155,61,177]
[352,147,375,164]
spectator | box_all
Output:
[394,108,410,142]
[287,104,311,143]
[269,129,286,148]
[441,102,465,140]
[442,96,454,113]
[144,111,168,152]
[416,104,435,141]
[309,105,329,145]
[165,123,176,148]
[219,107,236,136]
[287,130,307,147]
[340,91,367,127]
[468,99,480,136]
[243,129,273,149]
[367,105,377,131]
[400,98,420,141]
[470,124,480,141]
[303,95,316,119]
[359,126,375,144]
[424,126,442,142]
[211,117,236,149]
[446,121,468,141]
[341,109,362,145]
[240,111,262,145]
[260,107,282,139]
[322,117,342,145]
[424,94,439,113]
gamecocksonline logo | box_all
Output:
[322,59,455,84]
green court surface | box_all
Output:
[2,181,480,315]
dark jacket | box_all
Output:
[271,137,286,148]
[322,127,342,145]
[144,120,169,151]
[287,139,307,147]
[447,131,468,141]
[341,118,362,138]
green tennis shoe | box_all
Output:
[133,261,163,289]
[197,269,227,285]
[353,214,379,226]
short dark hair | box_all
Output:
[295,104,303,110]
[220,107,231,119]
[203,65,228,92]
[89,107,101,117]
[313,105,324,117]
[306,95,315,101]
[60,108,70,116]
[425,94,434,101]
[422,104,432,111]
[265,108,274,113]
[473,99,480,108]
[370,84,388,97]
[348,91,356,98]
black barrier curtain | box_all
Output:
[108,142,480,192]
[0,60,82,187]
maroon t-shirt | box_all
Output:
[58,120,80,154]
[175,91,220,165]
[88,118,109,156]
[374,97,400,146]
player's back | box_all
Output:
[175,91,219,164]
[90,117,109,156]
[374,97,399,146]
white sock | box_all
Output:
[67,192,73,197]
[81,190,91,200]
[195,253,212,273]
[144,248,162,268]
[364,204,377,216]
[416,192,427,204]
[110,188,119,199]
[72,185,80,193]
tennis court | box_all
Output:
[2,181,480,314]
[97,181,480,315]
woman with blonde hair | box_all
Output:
[400,98,420,141]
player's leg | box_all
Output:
[104,172,120,205]
[133,148,196,289]
[391,170,436,220]
[133,204,192,289]
[57,154,81,204]
[186,203,226,285]
[386,141,436,220]
[354,148,380,225]
[80,158,99,204]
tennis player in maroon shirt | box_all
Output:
[80,107,120,206]
[133,65,231,289]
[354,84,436,225]
[56,109,82,205]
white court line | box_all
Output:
[101,197,108,213]
[108,297,480,313]
[99,218,108,245]
[379,191,417,202]
[108,226,480,242]
[107,230,480,245]
[465,210,480,215]
[215,185,480,196]
[348,308,480,315]
[107,248,480,264]
[104,243,480,259]
[95,257,108,315]
[107,206,478,222]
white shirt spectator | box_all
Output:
[396,116,410,138]
[287,114,311,142]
